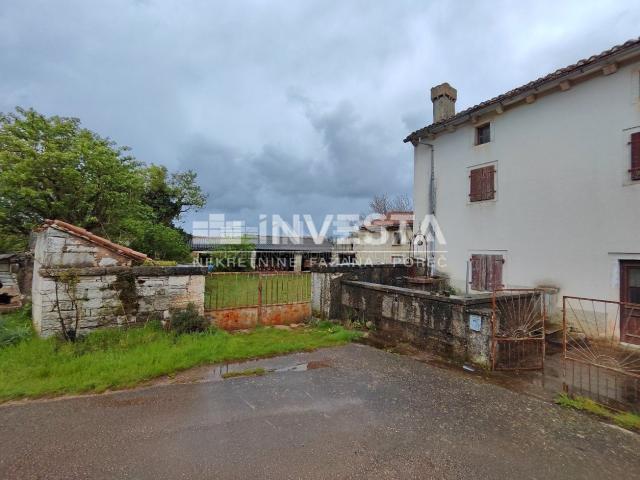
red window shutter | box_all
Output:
[631,132,640,181]
[470,254,483,290]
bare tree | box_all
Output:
[369,194,390,215]
[369,193,412,214]
[390,193,412,212]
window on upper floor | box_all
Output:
[392,231,402,245]
[475,123,491,145]
[469,165,496,202]
[630,132,640,181]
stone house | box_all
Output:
[32,219,205,337]
[405,38,640,342]
[354,212,413,265]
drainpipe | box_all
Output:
[417,139,435,276]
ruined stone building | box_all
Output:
[32,219,205,337]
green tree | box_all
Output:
[127,220,192,262]
[208,236,255,271]
[143,165,206,226]
[0,107,206,260]
[0,108,145,246]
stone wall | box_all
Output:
[0,259,22,312]
[33,266,205,337]
[31,224,206,337]
[341,280,494,366]
[207,302,311,330]
[311,264,414,318]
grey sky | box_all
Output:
[1,0,638,232]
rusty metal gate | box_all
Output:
[491,289,546,371]
[204,272,311,330]
[562,296,640,411]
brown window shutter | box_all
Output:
[469,169,482,202]
[631,132,640,181]
[470,166,496,201]
[485,166,496,200]
[487,255,504,290]
[470,254,483,290]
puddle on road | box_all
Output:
[203,359,331,382]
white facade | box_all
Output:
[412,55,640,305]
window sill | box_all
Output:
[468,198,497,206]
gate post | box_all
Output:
[257,274,263,326]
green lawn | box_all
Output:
[205,273,311,309]
[0,307,357,402]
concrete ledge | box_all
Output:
[311,264,412,274]
[342,280,496,306]
[40,265,208,277]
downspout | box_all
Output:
[417,139,435,216]
[417,139,435,276]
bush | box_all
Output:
[167,303,209,334]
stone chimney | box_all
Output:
[430,83,457,123]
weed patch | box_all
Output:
[556,393,640,431]
[0,305,33,347]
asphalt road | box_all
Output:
[1,344,639,479]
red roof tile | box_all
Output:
[362,212,414,230]
[44,219,148,262]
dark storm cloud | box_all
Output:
[1,0,639,231]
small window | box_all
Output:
[469,165,496,202]
[476,123,491,145]
[392,231,402,245]
[630,132,640,181]
[470,254,504,291]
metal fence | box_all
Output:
[205,272,311,310]
[491,289,546,371]
[563,296,640,411]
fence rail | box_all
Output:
[205,272,311,310]
[562,295,640,411]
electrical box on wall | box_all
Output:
[469,314,482,332]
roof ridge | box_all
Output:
[404,36,640,143]
[44,219,148,262]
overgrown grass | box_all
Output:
[556,393,640,431]
[0,305,33,347]
[0,316,359,402]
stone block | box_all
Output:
[63,244,99,254]
[168,276,190,287]
[98,257,119,267]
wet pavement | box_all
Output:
[1,344,639,479]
